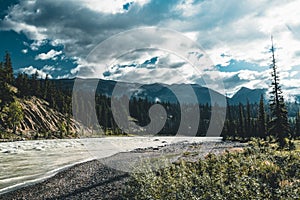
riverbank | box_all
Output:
[1,160,129,200]
[0,137,223,194]
[0,140,246,199]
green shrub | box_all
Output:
[123,145,300,199]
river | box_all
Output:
[0,137,222,195]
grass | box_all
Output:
[294,140,300,151]
[122,140,300,200]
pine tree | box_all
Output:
[268,37,290,148]
[0,61,3,78]
[7,100,24,134]
[15,73,30,97]
[224,102,235,139]
[42,74,50,99]
[30,70,41,97]
[246,99,251,138]
[238,103,245,139]
[3,52,14,84]
[295,110,300,138]
[0,62,4,110]
[258,94,266,138]
[0,61,13,110]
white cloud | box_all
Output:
[79,0,151,13]
[18,66,52,79]
[183,31,199,41]
[50,39,64,47]
[161,0,300,71]
[290,71,298,78]
[237,70,269,81]
[175,0,201,17]
[56,74,72,79]
[70,58,100,77]
[21,49,28,54]
[0,15,47,41]
[42,65,62,72]
[35,49,62,60]
[30,40,48,51]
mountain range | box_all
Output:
[53,78,271,105]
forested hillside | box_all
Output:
[0,52,80,139]
[0,52,300,142]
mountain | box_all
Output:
[55,79,226,105]
[229,87,267,105]
[55,78,270,105]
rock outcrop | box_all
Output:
[18,97,80,135]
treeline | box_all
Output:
[223,97,300,140]
[15,72,72,115]
[0,52,300,143]
[73,87,300,139]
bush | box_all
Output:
[123,145,300,199]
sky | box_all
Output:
[0,0,300,98]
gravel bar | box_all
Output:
[0,141,246,200]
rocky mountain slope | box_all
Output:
[18,97,80,135]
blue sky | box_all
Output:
[0,0,300,98]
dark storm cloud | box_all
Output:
[169,62,186,69]
[0,0,181,58]
[222,74,247,89]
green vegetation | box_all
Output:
[5,101,23,134]
[294,140,300,152]
[268,37,290,148]
[123,140,300,199]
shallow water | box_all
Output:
[0,139,91,194]
[0,137,222,194]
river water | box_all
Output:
[0,137,222,194]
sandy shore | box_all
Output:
[0,141,246,200]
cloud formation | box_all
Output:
[1,0,300,96]
[18,66,52,79]
[2,0,300,68]
[35,49,62,60]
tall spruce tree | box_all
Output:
[258,94,266,138]
[238,103,245,139]
[3,52,14,85]
[295,110,300,138]
[246,99,251,138]
[0,62,4,109]
[225,101,235,138]
[0,59,13,110]
[268,37,290,148]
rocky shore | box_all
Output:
[1,141,246,200]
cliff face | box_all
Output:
[18,97,80,134]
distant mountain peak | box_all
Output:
[239,87,252,92]
[229,87,267,105]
